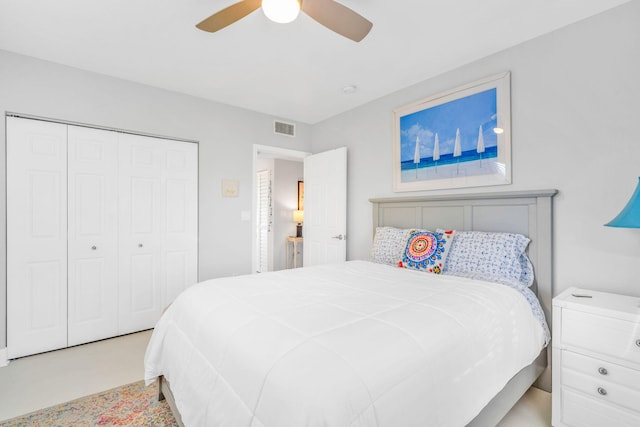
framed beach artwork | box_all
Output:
[392,72,511,192]
[298,180,304,210]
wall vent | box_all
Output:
[274,120,295,137]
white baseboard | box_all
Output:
[0,348,9,367]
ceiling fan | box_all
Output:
[196,0,373,42]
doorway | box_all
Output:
[252,145,310,273]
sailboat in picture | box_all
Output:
[433,133,440,173]
[476,125,485,167]
[413,136,421,178]
[453,128,461,175]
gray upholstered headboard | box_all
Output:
[370,189,558,390]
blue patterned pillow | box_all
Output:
[443,231,534,288]
[518,252,535,287]
[399,230,455,274]
[371,227,412,265]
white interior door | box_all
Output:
[67,126,119,346]
[118,133,163,334]
[256,169,272,273]
[7,117,68,358]
[303,147,347,266]
[162,140,198,305]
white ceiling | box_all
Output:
[0,0,630,124]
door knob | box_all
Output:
[332,234,345,240]
[91,246,97,250]
[138,243,144,248]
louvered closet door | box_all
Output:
[162,140,198,305]
[256,169,272,273]
[118,133,164,334]
[67,126,119,346]
[6,117,68,358]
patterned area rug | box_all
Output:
[0,380,177,427]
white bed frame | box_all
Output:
[159,189,557,427]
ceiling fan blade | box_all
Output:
[196,0,262,33]
[301,0,372,42]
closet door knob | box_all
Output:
[91,246,97,250]
[598,367,608,375]
[138,243,144,248]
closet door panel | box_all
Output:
[165,251,188,303]
[118,133,163,334]
[7,118,199,357]
[163,141,198,305]
[7,117,68,358]
[67,126,118,346]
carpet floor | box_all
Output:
[0,380,177,427]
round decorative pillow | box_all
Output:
[400,230,454,274]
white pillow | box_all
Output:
[370,227,411,265]
[443,230,534,288]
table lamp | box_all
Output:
[605,177,640,228]
[292,210,304,237]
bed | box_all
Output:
[145,189,557,426]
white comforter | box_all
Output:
[144,261,546,427]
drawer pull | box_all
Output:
[597,387,607,396]
[598,367,608,375]
[636,339,640,348]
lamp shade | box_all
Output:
[292,210,304,223]
[605,177,640,228]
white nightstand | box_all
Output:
[552,287,640,426]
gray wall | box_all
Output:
[311,1,640,298]
[0,50,312,349]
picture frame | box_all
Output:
[297,181,304,210]
[392,72,511,192]
[221,179,239,197]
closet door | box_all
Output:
[67,126,119,346]
[6,117,68,358]
[162,140,198,305]
[118,133,163,334]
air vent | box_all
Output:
[274,120,295,137]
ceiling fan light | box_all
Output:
[262,0,300,24]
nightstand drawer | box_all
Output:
[562,388,640,427]
[562,368,640,413]
[562,350,640,391]
[562,309,640,364]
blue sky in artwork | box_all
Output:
[400,88,498,162]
